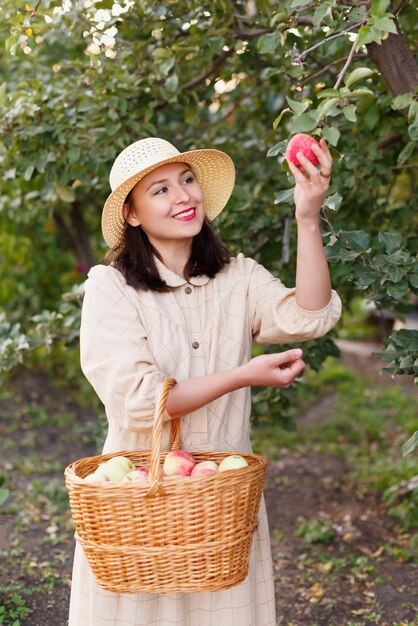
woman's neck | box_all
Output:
[152,240,192,278]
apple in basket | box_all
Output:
[123,466,149,483]
[191,460,218,476]
[163,450,196,477]
[218,455,248,472]
[83,455,135,482]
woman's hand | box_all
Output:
[165,349,305,419]
[239,349,305,388]
[288,138,332,224]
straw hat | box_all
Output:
[101,137,236,248]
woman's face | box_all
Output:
[124,162,205,251]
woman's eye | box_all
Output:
[183,175,194,185]
[154,186,168,195]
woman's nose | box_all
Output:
[174,185,190,203]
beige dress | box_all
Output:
[69,253,342,626]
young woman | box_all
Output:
[69,137,341,626]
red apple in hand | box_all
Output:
[285,133,320,168]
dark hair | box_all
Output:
[105,219,230,292]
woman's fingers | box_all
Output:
[288,139,333,182]
[244,349,305,388]
[263,350,305,387]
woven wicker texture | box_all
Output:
[101,138,236,248]
[64,379,267,594]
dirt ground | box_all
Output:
[0,350,417,626]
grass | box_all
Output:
[0,587,32,625]
[252,357,418,533]
[0,356,416,624]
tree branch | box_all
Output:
[298,19,366,61]
[300,53,366,85]
[180,50,233,92]
[334,37,357,88]
[392,0,408,15]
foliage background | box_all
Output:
[0,0,417,408]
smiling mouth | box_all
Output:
[173,208,196,221]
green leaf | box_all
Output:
[344,67,375,88]
[0,82,6,108]
[55,184,75,203]
[347,6,368,22]
[281,159,291,174]
[409,273,418,290]
[408,99,418,122]
[391,92,414,111]
[386,265,407,283]
[68,146,81,164]
[0,488,9,506]
[289,0,312,7]
[392,329,418,350]
[355,25,381,51]
[312,3,330,28]
[408,122,418,142]
[315,98,340,121]
[290,113,317,133]
[257,32,281,55]
[387,280,409,299]
[339,230,370,252]
[371,0,391,18]
[397,141,415,166]
[373,15,398,34]
[274,187,295,205]
[353,270,378,289]
[272,108,292,130]
[402,431,418,457]
[348,88,375,98]
[363,104,380,129]
[24,164,35,181]
[378,232,403,254]
[321,126,340,146]
[267,140,288,157]
[343,104,357,122]
[316,88,340,100]
[207,36,225,54]
[323,192,343,211]
[286,96,310,115]
[165,73,179,93]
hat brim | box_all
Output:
[101,148,235,249]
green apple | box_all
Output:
[218,455,248,472]
[91,461,125,482]
[94,463,110,480]
[106,456,135,474]
[84,469,107,482]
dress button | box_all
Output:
[192,341,199,349]
[185,286,192,294]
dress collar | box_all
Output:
[154,256,210,287]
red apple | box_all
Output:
[122,466,149,483]
[191,461,218,476]
[163,450,196,477]
[285,133,320,168]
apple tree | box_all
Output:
[0,0,416,405]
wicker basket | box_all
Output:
[64,379,268,594]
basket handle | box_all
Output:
[147,378,177,496]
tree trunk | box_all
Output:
[367,28,418,96]
[54,202,97,270]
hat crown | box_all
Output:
[109,138,180,191]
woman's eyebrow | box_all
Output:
[146,168,193,191]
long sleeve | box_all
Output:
[240,254,342,344]
[80,265,167,432]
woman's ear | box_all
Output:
[123,203,141,227]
